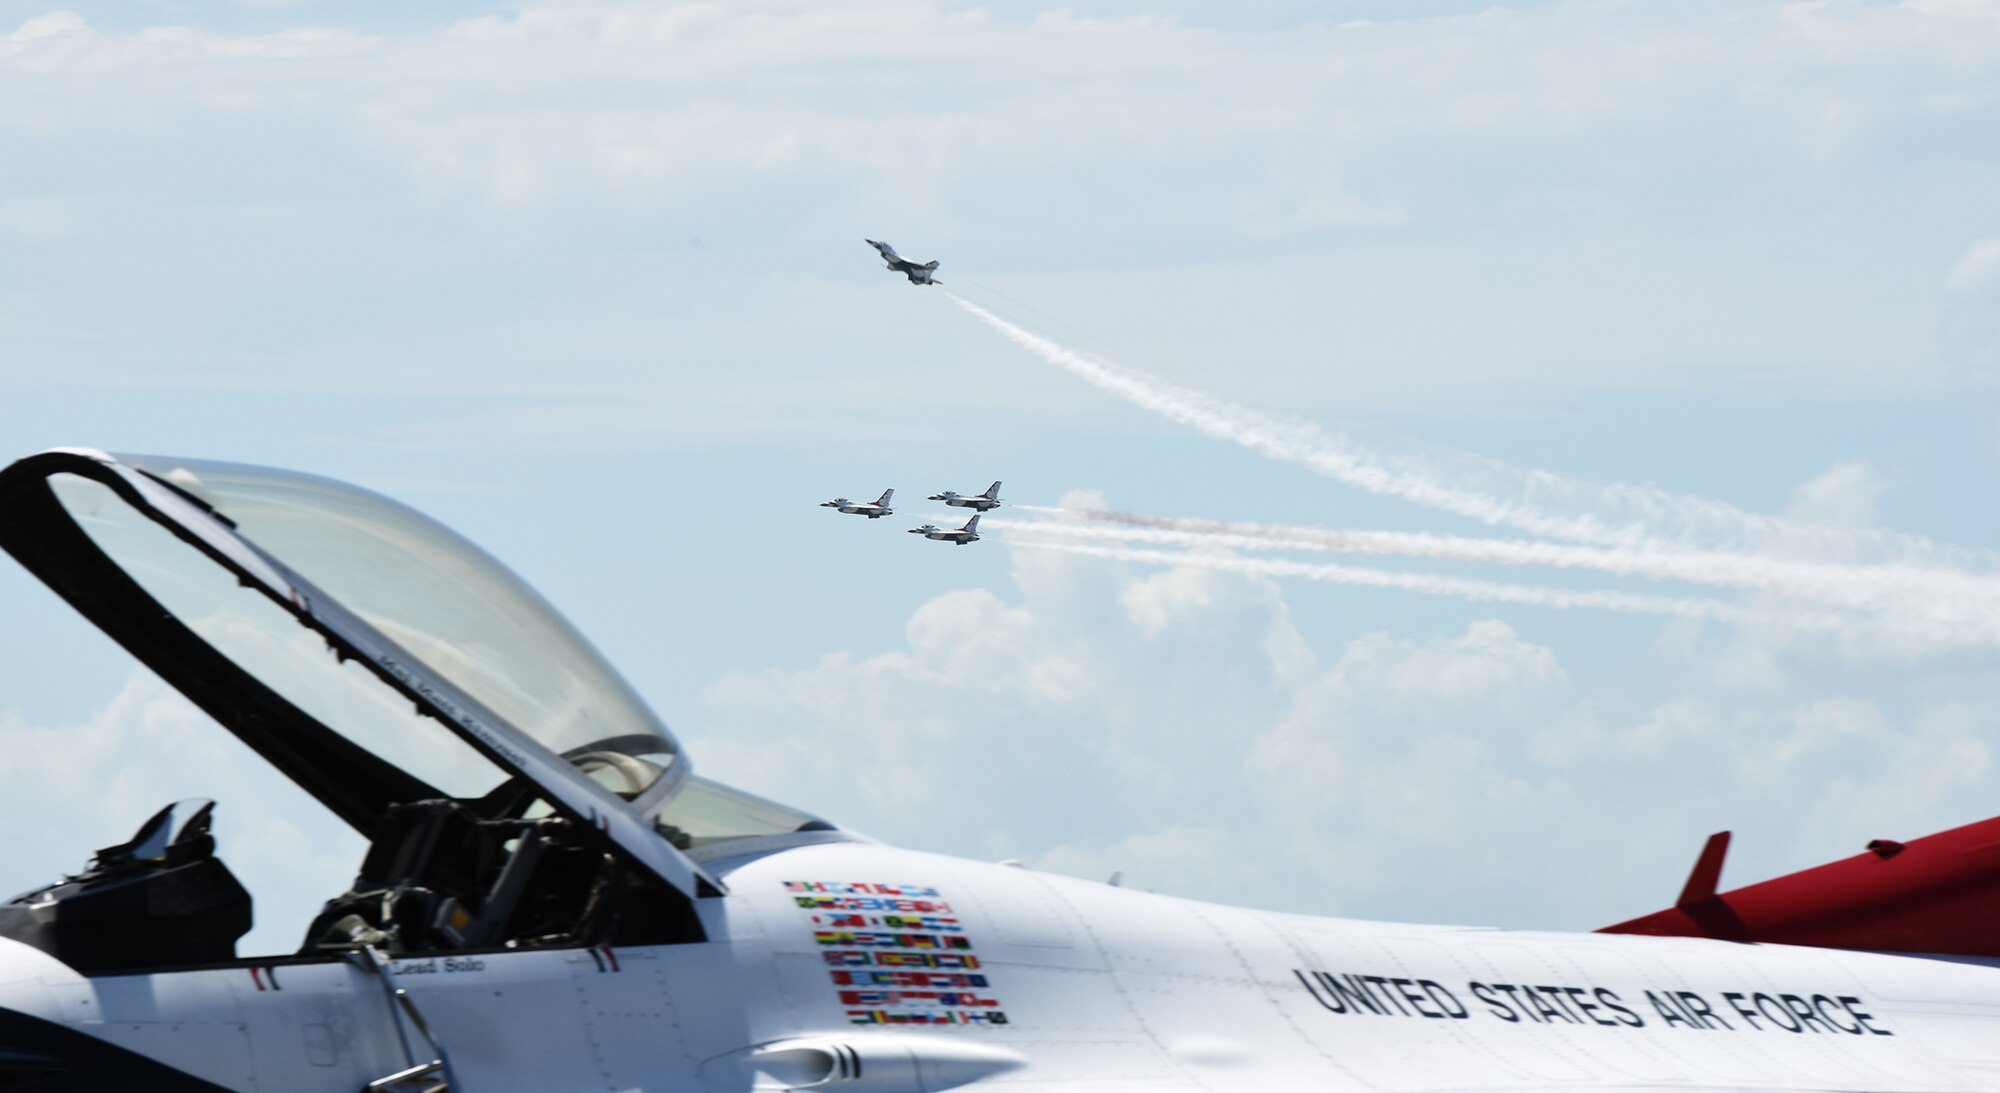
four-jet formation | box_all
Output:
[865,239,941,285]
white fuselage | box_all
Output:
[5,837,1999,1092]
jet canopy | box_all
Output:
[0,450,829,908]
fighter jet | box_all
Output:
[820,488,894,518]
[928,480,1004,511]
[909,513,982,544]
[10,446,2000,1092]
[865,238,941,285]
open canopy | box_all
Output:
[0,449,722,901]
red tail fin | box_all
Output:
[1601,813,2000,957]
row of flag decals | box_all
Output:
[786,880,1010,1027]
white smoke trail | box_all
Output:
[996,508,2000,636]
[1005,537,1837,632]
[996,519,2000,649]
[947,290,1994,568]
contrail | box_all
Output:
[946,290,1993,568]
[1004,537,1839,632]
[995,509,2000,631]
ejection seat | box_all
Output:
[0,799,251,973]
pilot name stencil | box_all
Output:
[1293,969,1894,1037]
[390,956,488,976]
[787,881,1009,1027]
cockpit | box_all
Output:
[0,449,843,972]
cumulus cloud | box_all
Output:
[692,535,2000,931]
[9,1,2000,222]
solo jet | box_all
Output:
[928,481,1004,511]
[821,488,894,518]
[7,446,2000,1092]
[865,239,941,285]
[909,513,982,545]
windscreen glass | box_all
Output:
[110,455,682,797]
[652,776,833,850]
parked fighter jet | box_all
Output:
[929,481,1004,511]
[8,446,2000,1093]
[865,239,941,285]
[820,488,894,518]
[908,513,982,545]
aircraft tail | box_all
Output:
[962,514,981,532]
[923,260,939,271]
[1600,811,2000,959]
[982,480,1002,499]
[876,488,894,507]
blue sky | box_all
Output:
[3,0,1999,955]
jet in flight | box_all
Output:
[908,513,982,545]
[820,488,894,518]
[865,239,941,285]
[928,481,1004,511]
[7,446,2000,1092]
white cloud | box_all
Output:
[2,0,1994,421]
[3,10,85,44]
[358,2,2000,221]
[10,2,2000,219]
[1784,460,1886,530]
[693,536,2000,930]
[1,10,370,70]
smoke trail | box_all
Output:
[1005,537,1836,631]
[996,508,2000,632]
[947,291,1993,567]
